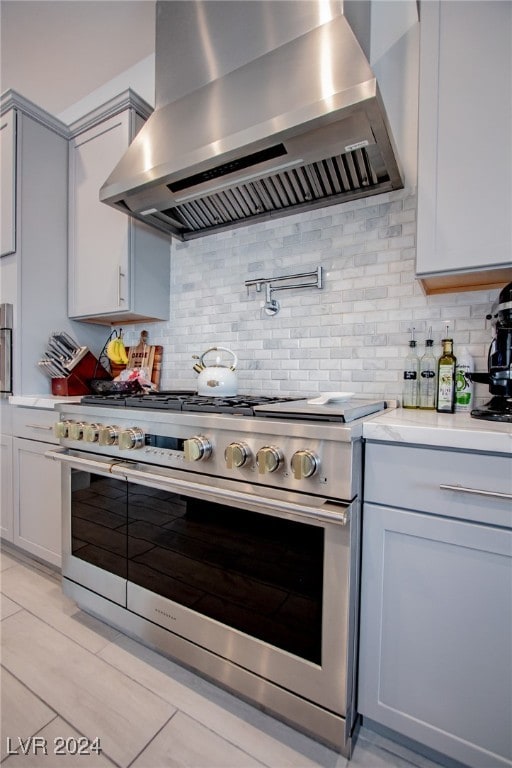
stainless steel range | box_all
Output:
[48,392,385,755]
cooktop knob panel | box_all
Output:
[184,436,212,462]
[256,446,283,475]
[225,442,251,469]
[291,450,319,480]
[118,427,145,450]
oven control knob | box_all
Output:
[291,450,319,480]
[83,423,102,443]
[118,427,145,450]
[256,446,283,475]
[68,421,88,441]
[53,420,74,439]
[184,436,212,462]
[225,442,250,469]
[98,425,120,446]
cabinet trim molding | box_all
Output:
[68,88,153,138]
[0,90,69,138]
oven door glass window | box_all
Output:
[126,483,324,664]
[70,471,129,578]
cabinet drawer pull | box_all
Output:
[25,423,53,431]
[118,265,125,306]
[440,483,512,501]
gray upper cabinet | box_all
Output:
[68,91,171,325]
[0,109,16,257]
[416,1,512,294]
[0,91,105,395]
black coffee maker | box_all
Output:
[470,281,512,422]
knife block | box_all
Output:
[51,350,110,396]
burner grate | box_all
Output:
[124,392,192,410]
[181,395,299,415]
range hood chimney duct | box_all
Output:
[100,1,403,240]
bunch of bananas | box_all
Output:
[106,336,129,365]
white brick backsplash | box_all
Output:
[123,189,498,406]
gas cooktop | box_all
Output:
[79,391,386,422]
[80,391,300,416]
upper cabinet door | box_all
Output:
[68,94,171,326]
[1,109,16,257]
[416,1,512,293]
[69,112,132,318]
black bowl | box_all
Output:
[89,379,142,394]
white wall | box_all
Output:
[57,55,155,124]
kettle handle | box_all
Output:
[199,346,238,371]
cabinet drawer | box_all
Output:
[364,442,512,528]
[12,408,57,444]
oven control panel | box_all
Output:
[54,410,360,500]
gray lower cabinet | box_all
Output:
[359,442,512,768]
[0,432,13,541]
[11,408,61,567]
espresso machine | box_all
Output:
[470,281,512,422]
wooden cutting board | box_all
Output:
[127,341,155,373]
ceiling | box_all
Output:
[0,0,156,116]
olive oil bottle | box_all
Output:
[436,329,457,413]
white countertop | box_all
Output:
[364,407,511,455]
[9,395,83,409]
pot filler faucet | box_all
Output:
[245,266,323,315]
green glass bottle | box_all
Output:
[436,336,457,413]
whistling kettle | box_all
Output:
[194,346,238,396]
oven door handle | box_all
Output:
[110,461,350,526]
[45,449,350,526]
[45,448,127,475]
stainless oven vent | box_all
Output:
[100,4,403,241]
[151,147,381,235]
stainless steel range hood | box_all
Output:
[100,1,403,240]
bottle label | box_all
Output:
[438,364,455,409]
[421,370,435,379]
[455,363,473,409]
[403,371,417,380]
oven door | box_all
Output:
[51,449,359,721]
[57,451,129,606]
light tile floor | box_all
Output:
[1,547,446,768]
